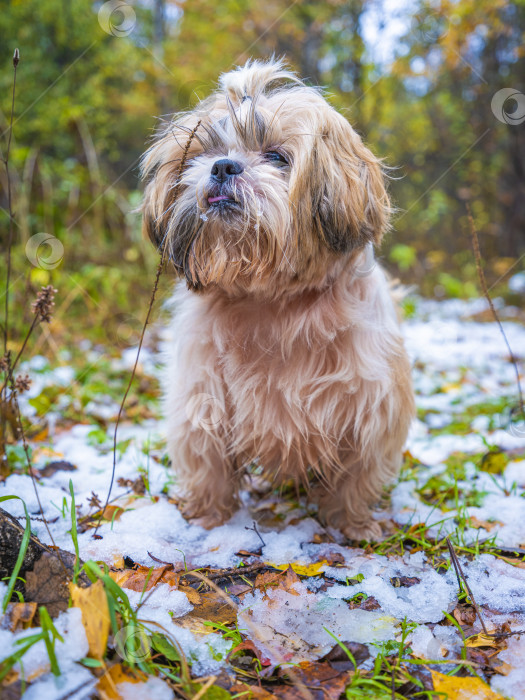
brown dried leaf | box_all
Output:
[229,639,272,666]
[274,660,350,700]
[0,602,37,631]
[178,590,236,626]
[319,640,370,671]
[453,604,477,627]
[468,516,504,532]
[390,576,421,587]
[25,550,87,618]
[180,585,202,605]
[119,565,179,593]
[491,660,513,676]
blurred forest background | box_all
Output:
[1,0,524,349]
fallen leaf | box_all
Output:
[228,639,272,666]
[254,566,301,598]
[0,602,37,631]
[175,617,216,635]
[268,561,327,577]
[178,590,237,626]
[274,660,350,700]
[38,460,76,478]
[431,670,505,699]
[116,476,146,495]
[467,647,494,668]
[112,565,179,593]
[25,550,87,618]
[97,664,147,699]
[465,633,499,649]
[180,585,202,605]
[70,579,110,660]
[468,516,504,532]
[453,604,477,627]
[491,660,513,676]
[479,451,508,475]
[318,640,370,671]
[323,551,345,566]
[224,583,253,596]
[354,596,380,611]
[102,505,125,522]
[390,576,421,587]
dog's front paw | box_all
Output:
[181,502,231,530]
[341,520,382,543]
[187,513,228,530]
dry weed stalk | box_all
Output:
[94,119,202,537]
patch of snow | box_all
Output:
[116,677,174,700]
[0,608,89,695]
[239,580,398,664]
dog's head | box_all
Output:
[141,59,391,295]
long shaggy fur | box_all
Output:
[141,59,415,540]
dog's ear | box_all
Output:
[142,177,166,249]
[290,107,391,254]
[141,119,202,251]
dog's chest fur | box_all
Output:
[168,267,402,481]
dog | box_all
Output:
[141,59,415,540]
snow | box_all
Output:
[409,623,462,661]
[327,553,457,624]
[0,608,90,698]
[238,580,398,664]
[116,677,174,700]
[2,296,525,696]
[491,634,525,698]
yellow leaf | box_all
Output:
[480,451,507,475]
[97,664,147,700]
[431,671,505,700]
[108,569,133,587]
[267,561,327,576]
[70,580,110,661]
[442,382,460,393]
[465,633,499,649]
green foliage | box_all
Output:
[1,0,524,356]
[0,496,32,613]
[389,244,417,271]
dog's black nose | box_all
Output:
[211,158,244,182]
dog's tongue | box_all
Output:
[208,195,230,203]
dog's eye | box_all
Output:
[263,151,289,166]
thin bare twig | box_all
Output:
[245,519,266,547]
[446,536,488,635]
[2,49,19,354]
[5,352,69,578]
[468,204,524,413]
[93,119,202,538]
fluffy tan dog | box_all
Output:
[141,60,414,540]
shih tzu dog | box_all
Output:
[141,60,414,540]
